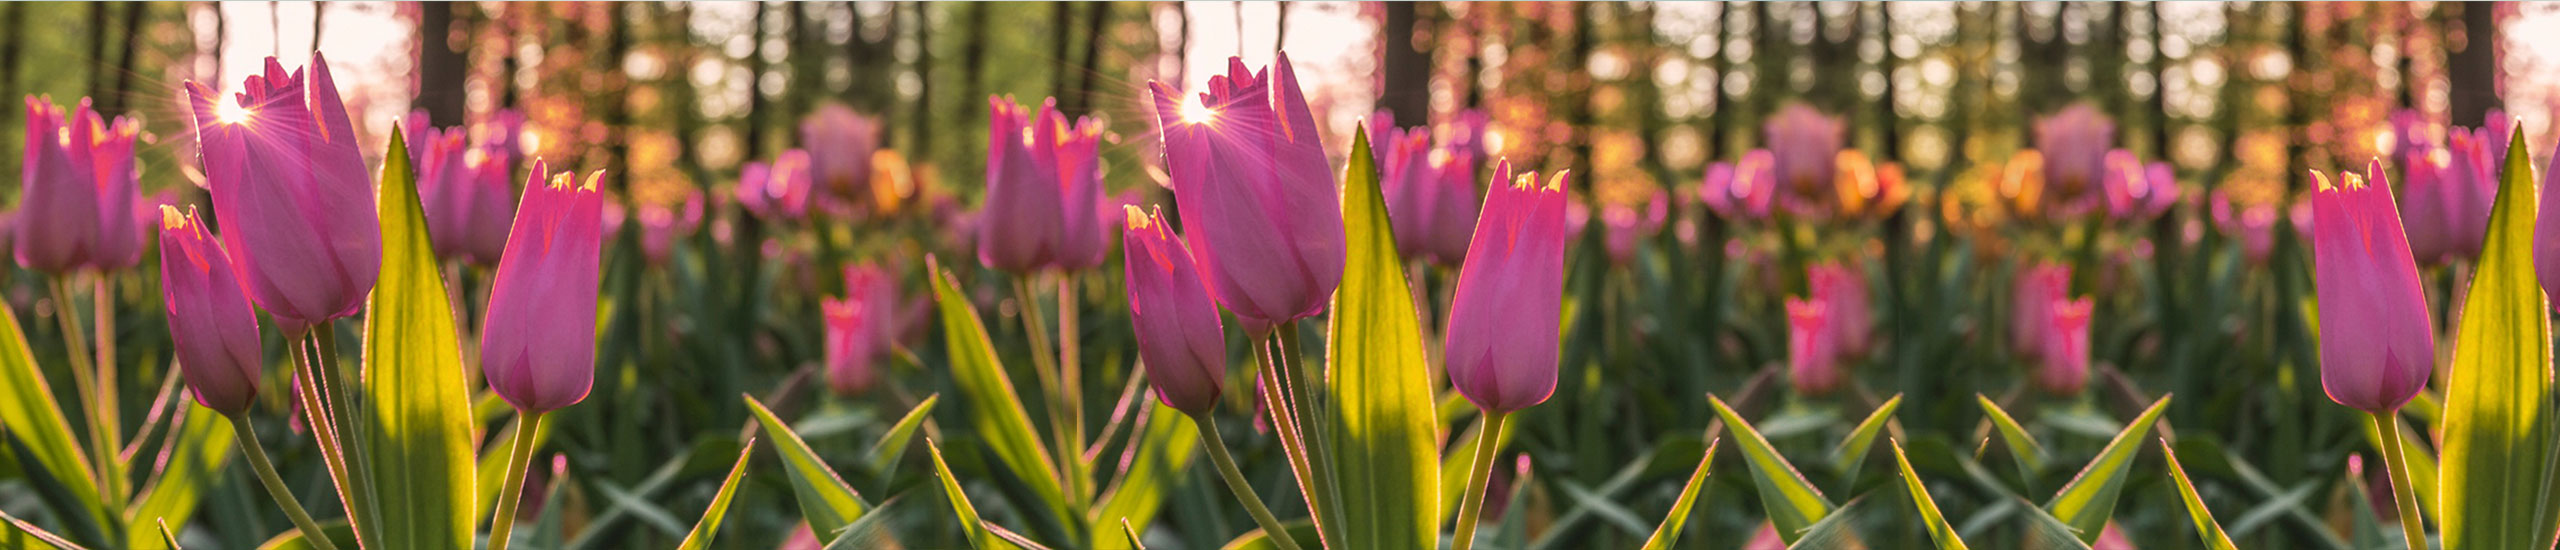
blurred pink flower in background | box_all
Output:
[1599,189,1668,265]
[1699,150,1775,220]
[1764,103,1845,217]
[17,96,143,273]
[801,103,882,206]
[738,149,815,220]
[2101,150,2178,220]
[1786,298,1841,395]
[2033,103,2115,218]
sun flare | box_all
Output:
[1180,94,1218,124]
[215,100,254,125]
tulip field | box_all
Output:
[17,2,2560,549]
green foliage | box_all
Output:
[358,128,481,550]
[2439,127,2560,550]
[1322,128,1444,550]
[744,394,870,540]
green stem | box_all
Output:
[1451,410,1510,550]
[284,333,352,504]
[47,278,117,506]
[1057,272,1083,496]
[231,414,342,550]
[310,328,382,541]
[1251,336,1327,546]
[486,411,546,550]
[1195,415,1304,550]
[2375,410,2427,550]
[1011,276,1083,503]
[1271,324,1345,540]
[90,277,120,499]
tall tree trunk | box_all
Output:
[1569,2,1596,177]
[1875,3,1898,162]
[101,3,147,117]
[745,1,771,160]
[1067,2,1109,117]
[310,2,324,49]
[789,2,822,116]
[416,2,468,126]
[1052,3,1074,100]
[911,2,935,158]
[87,3,110,101]
[607,2,632,191]
[1379,2,1429,128]
[2449,1,2500,125]
[958,2,990,133]
[1,2,23,177]
[2152,2,2171,157]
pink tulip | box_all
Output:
[825,264,895,396]
[2010,263,2071,358]
[1786,298,1842,395]
[1146,54,1346,333]
[1807,262,1873,358]
[408,114,516,265]
[1443,109,1492,163]
[1699,150,1776,220]
[2033,296,2092,395]
[636,192,704,266]
[2540,138,2560,302]
[980,96,1109,272]
[738,149,815,220]
[1445,163,1569,414]
[157,206,262,415]
[2440,129,2499,261]
[2101,150,2178,220]
[801,103,881,203]
[17,96,142,273]
[1376,119,1447,263]
[1764,103,1844,217]
[1121,206,1228,414]
[481,108,528,171]
[1600,190,1669,265]
[2389,109,2433,170]
[2210,192,2283,264]
[2034,103,2116,218]
[184,55,380,325]
[2310,163,2435,413]
[481,162,605,413]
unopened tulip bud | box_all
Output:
[1122,206,1227,414]
[1147,54,1346,333]
[18,96,143,273]
[481,162,604,413]
[2310,162,2435,413]
[980,96,1108,272]
[1445,163,1568,413]
[158,206,263,415]
[184,54,381,325]
[1786,298,1841,395]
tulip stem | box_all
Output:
[309,328,384,539]
[1057,273,1084,497]
[1195,415,1305,550]
[230,414,343,550]
[1451,410,1510,550]
[48,278,119,506]
[487,411,546,550]
[1011,277,1084,504]
[2375,410,2428,550]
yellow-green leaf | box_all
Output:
[1709,394,1833,543]
[123,404,233,550]
[928,438,1007,550]
[1091,402,1197,550]
[358,128,478,550]
[1830,394,1902,491]
[2440,126,2560,550]
[1892,440,1968,550]
[0,304,106,544]
[867,394,938,474]
[926,261,1072,524]
[2158,438,2238,550]
[1640,438,1720,550]
[675,438,755,550]
[1976,394,2047,478]
[1217,521,1322,550]
[743,394,869,538]
[2042,395,2170,544]
[0,508,90,550]
[1324,128,1443,550]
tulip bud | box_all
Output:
[158,206,263,415]
[2009,263,2071,357]
[184,54,381,325]
[801,103,882,204]
[1786,298,1841,395]
[2310,163,2435,413]
[17,96,143,273]
[1445,163,1568,414]
[2442,130,2499,261]
[1700,150,1776,220]
[825,264,897,396]
[980,96,1108,272]
[1146,54,1346,333]
[1122,206,1228,414]
[2033,297,2093,395]
[1807,262,1873,358]
[1599,191,1668,265]
[2539,138,2560,301]
[2101,150,2178,220]
[1377,123,1443,262]
[2034,103,2115,217]
[738,149,815,220]
[1764,103,1844,217]
[481,162,605,413]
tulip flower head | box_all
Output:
[1122,206,1229,414]
[1786,298,1842,395]
[2032,296,2093,395]
[1445,163,1569,414]
[1764,103,1845,217]
[1700,150,1776,220]
[1146,54,1346,333]
[2538,138,2560,302]
[1832,150,1910,220]
[2101,150,2179,220]
[637,193,704,266]
[980,96,1109,272]
[2309,163,2436,413]
[481,162,605,413]
[18,96,143,273]
[2009,263,2071,358]
[2034,103,2116,217]
[409,115,516,266]
[158,206,263,415]
[801,103,882,207]
[184,54,382,325]
[738,149,815,220]
[1807,262,1874,358]
[824,264,896,396]
[1599,190,1669,265]
[2437,129,2500,261]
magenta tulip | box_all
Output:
[2101,150,2178,220]
[2032,297,2093,395]
[637,193,704,267]
[158,206,263,415]
[1373,117,1482,266]
[2010,263,2070,358]
[2441,129,2499,261]
[1764,103,1844,217]
[1146,54,1346,333]
[185,55,381,325]
[17,96,142,273]
[1807,262,1873,358]
[801,103,881,203]
[2540,139,2560,302]
[2034,103,2115,218]
[1445,163,1568,414]
[481,162,605,413]
[1786,298,1841,395]
[980,96,1108,272]
[738,149,815,220]
[2310,163,2435,413]
[1700,150,1776,220]
[409,117,510,265]
[824,264,895,396]
[1600,190,1668,265]
[1122,206,1228,414]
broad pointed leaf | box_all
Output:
[358,128,478,550]
[2042,395,2170,544]
[2439,126,2560,550]
[1976,394,2047,479]
[675,438,755,550]
[927,260,1072,522]
[2158,438,2238,550]
[1892,440,1968,550]
[928,438,1009,550]
[1830,394,1901,491]
[1324,129,1443,550]
[123,404,233,550]
[743,395,870,538]
[1640,438,1720,550]
[1709,394,1833,543]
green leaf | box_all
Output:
[867,394,939,474]
[1090,402,1197,550]
[1892,440,1968,550]
[926,260,1073,522]
[1975,394,2047,479]
[743,394,870,538]
[1781,494,1874,550]
[357,128,479,550]
[675,437,755,550]
[250,522,357,550]
[2158,438,2239,550]
[1830,394,1901,491]
[1217,521,1322,550]
[1323,128,1443,550]
[927,438,1008,550]
[2042,395,2170,544]
[1639,438,1719,550]
[123,404,234,550]
[1709,395,1833,543]
[2440,126,2560,550]
[2013,497,2096,550]
[0,303,107,541]
[0,508,90,550]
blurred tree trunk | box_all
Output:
[911,2,935,157]
[607,2,632,191]
[1,2,22,177]
[416,2,469,127]
[745,1,771,160]
[1052,3,1074,100]
[1569,2,1596,174]
[1067,2,1109,117]
[669,3,708,189]
[789,2,822,116]
[86,4,109,101]
[101,3,146,117]
[2448,1,2499,125]
[1876,3,1898,162]
[2151,2,2170,157]
[958,2,989,132]
[1379,1,1428,128]
[311,2,324,48]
